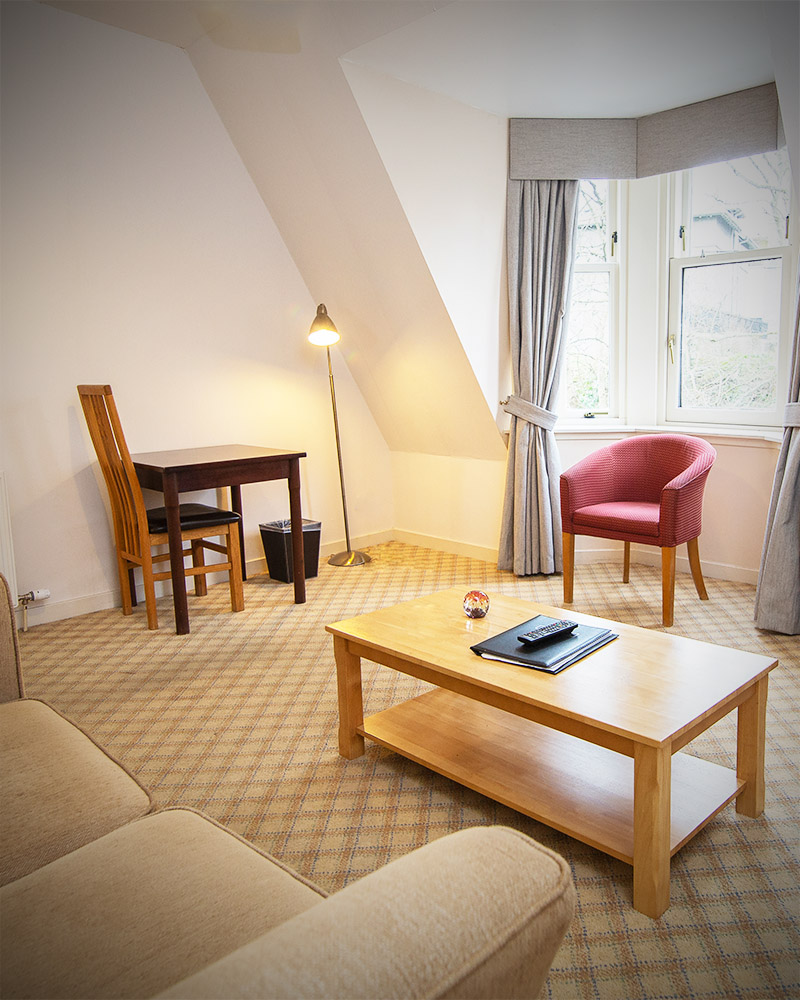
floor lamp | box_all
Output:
[308,304,371,567]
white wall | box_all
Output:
[342,61,511,417]
[0,2,393,625]
[342,61,513,568]
[392,452,506,561]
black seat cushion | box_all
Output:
[146,503,241,534]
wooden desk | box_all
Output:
[133,445,307,634]
[328,588,777,918]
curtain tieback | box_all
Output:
[784,402,800,428]
[502,395,558,431]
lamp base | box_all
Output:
[328,550,371,567]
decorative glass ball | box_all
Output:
[463,590,490,619]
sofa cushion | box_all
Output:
[0,699,153,885]
[0,808,326,1000]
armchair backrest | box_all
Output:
[0,572,23,703]
[607,434,716,503]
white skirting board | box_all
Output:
[16,531,758,627]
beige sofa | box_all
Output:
[0,573,575,999]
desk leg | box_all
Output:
[164,474,190,635]
[633,743,671,918]
[334,635,365,759]
[288,458,306,604]
[736,675,768,817]
[230,484,246,581]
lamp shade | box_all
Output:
[308,304,340,347]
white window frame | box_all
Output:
[664,166,796,430]
[559,179,626,422]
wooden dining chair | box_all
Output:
[77,385,244,630]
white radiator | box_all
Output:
[0,472,19,605]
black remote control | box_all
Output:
[517,620,578,647]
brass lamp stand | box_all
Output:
[308,304,370,567]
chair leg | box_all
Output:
[687,537,709,600]
[623,541,631,584]
[128,568,138,607]
[141,551,159,630]
[562,532,575,604]
[661,547,676,627]
[227,526,244,612]
[192,540,207,597]
[116,555,133,616]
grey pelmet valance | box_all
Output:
[510,83,784,180]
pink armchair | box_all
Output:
[560,434,716,626]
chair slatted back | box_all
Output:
[77,385,149,561]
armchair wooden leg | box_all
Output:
[661,547,676,627]
[562,532,575,604]
[687,537,709,600]
[623,541,631,584]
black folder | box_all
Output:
[470,614,618,674]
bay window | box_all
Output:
[666,149,794,428]
[559,150,795,431]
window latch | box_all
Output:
[679,225,686,251]
[610,231,618,257]
[668,336,676,365]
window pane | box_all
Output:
[565,272,610,411]
[678,257,781,410]
[575,180,608,263]
[689,150,790,255]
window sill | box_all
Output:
[553,422,783,446]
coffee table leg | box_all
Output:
[334,635,365,759]
[633,743,671,918]
[736,675,768,817]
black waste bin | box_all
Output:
[259,519,321,583]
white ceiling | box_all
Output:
[44,0,779,119]
[342,1,777,119]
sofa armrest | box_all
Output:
[159,825,575,1000]
[0,573,23,703]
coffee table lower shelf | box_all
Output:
[359,688,743,865]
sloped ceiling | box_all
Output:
[41,1,792,461]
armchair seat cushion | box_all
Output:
[572,500,661,539]
[0,699,152,885]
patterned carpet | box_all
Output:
[18,543,800,999]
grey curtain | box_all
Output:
[755,270,800,634]
[498,179,579,576]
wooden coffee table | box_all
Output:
[327,588,777,918]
